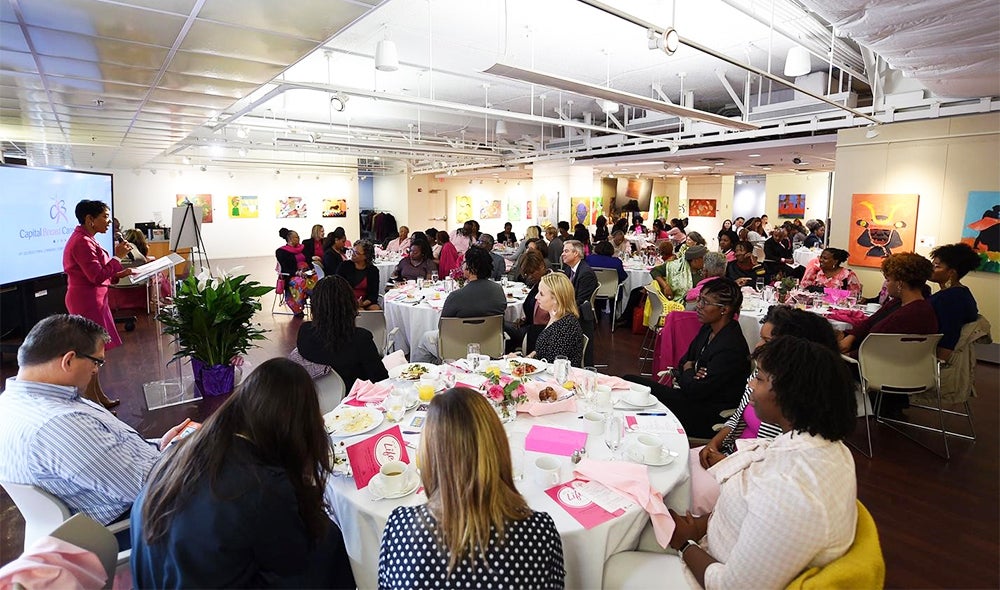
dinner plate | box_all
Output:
[368,469,421,500]
[615,395,658,409]
[502,357,547,377]
[626,445,676,466]
[324,406,384,437]
[388,362,439,380]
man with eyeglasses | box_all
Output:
[0,314,187,534]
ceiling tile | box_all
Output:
[157,71,258,99]
[18,0,187,46]
[196,0,376,41]
[166,51,285,84]
[40,58,158,87]
[1,22,29,52]
[28,27,170,69]
[180,20,319,65]
[102,0,199,15]
[147,87,236,109]
[142,101,219,117]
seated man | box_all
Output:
[496,222,517,245]
[0,315,186,530]
[763,227,805,279]
[473,234,507,281]
[413,247,507,363]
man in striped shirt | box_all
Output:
[0,314,185,527]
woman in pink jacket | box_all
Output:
[63,200,132,409]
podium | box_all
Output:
[125,254,204,410]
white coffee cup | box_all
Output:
[866,302,880,313]
[626,384,651,406]
[379,460,410,495]
[581,411,605,435]
[636,434,663,464]
[534,456,561,486]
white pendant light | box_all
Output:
[375,38,399,72]
[597,98,619,114]
[495,119,508,135]
[784,46,811,77]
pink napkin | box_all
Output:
[827,308,867,328]
[573,457,675,548]
[0,536,107,590]
[565,369,631,390]
[343,379,393,407]
[519,381,577,416]
[381,350,407,371]
[823,287,851,305]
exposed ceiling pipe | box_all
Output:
[575,0,880,124]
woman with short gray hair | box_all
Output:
[685,251,728,309]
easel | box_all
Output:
[170,201,211,275]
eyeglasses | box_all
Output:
[79,353,106,368]
[696,297,727,309]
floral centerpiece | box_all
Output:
[448,265,466,288]
[157,267,273,396]
[481,365,527,423]
[775,276,799,303]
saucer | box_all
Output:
[626,446,675,466]
[616,395,657,409]
[369,470,420,500]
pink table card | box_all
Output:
[525,425,588,456]
[545,479,623,529]
[346,425,410,489]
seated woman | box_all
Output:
[121,228,151,264]
[929,243,981,361]
[335,239,381,310]
[504,250,551,354]
[838,252,938,355]
[667,336,857,589]
[626,278,751,439]
[725,240,765,287]
[322,227,348,275]
[302,224,326,268]
[802,219,825,249]
[573,223,592,255]
[297,276,389,389]
[275,228,317,317]
[650,241,692,304]
[799,247,862,296]
[131,358,355,589]
[716,230,738,263]
[436,231,462,278]
[378,388,565,588]
[528,272,585,367]
[392,240,436,283]
[684,252,727,309]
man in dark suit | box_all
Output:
[496,222,517,245]
[763,227,804,280]
[561,239,598,366]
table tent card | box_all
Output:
[346,425,410,489]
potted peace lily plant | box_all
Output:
[157,267,272,396]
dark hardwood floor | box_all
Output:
[2,256,998,588]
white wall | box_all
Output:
[112,168,359,260]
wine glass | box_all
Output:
[384,391,407,423]
[467,343,481,372]
[604,414,625,460]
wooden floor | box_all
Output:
[2,256,998,588]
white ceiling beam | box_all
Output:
[715,70,747,118]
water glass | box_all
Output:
[431,271,439,283]
[384,391,407,423]
[501,275,509,288]
[553,355,570,384]
[581,367,599,401]
[755,277,765,292]
[467,343,481,372]
[845,295,858,309]
[604,414,625,460]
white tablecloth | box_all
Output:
[793,247,821,268]
[738,299,854,348]
[374,260,398,296]
[616,264,653,317]
[383,282,527,355]
[325,380,692,589]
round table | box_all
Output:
[737,297,855,348]
[793,247,821,268]
[383,281,528,356]
[325,375,692,589]
[617,263,653,317]
[374,259,400,296]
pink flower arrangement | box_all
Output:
[481,370,527,407]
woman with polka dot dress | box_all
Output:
[378,388,565,589]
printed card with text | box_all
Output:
[346,425,410,489]
[545,479,623,529]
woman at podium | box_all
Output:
[62,199,133,410]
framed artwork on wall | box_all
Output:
[176,194,213,223]
[456,195,473,223]
[277,197,306,218]
[653,195,669,221]
[962,190,1000,273]
[228,195,258,218]
[525,200,534,220]
[479,198,502,219]
[590,195,604,224]
[322,198,348,218]
[507,199,522,221]
[570,196,591,226]
[848,193,919,268]
[688,198,718,217]
[778,193,806,218]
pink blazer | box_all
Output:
[63,226,124,349]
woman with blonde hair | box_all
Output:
[302,223,326,266]
[378,388,565,588]
[529,272,585,366]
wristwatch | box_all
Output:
[678,539,700,559]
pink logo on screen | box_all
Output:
[49,198,69,224]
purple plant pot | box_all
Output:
[191,358,235,397]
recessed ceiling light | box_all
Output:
[748,153,761,158]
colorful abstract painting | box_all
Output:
[571,197,590,226]
[479,198,502,219]
[456,195,473,224]
[848,193,919,268]
[961,190,1000,273]
[227,195,258,218]
[322,198,348,218]
[590,196,604,225]
[507,199,522,221]
[176,194,213,223]
[525,200,534,220]
[653,195,669,222]
[277,197,306,218]
[688,199,718,218]
[778,193,806,219]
